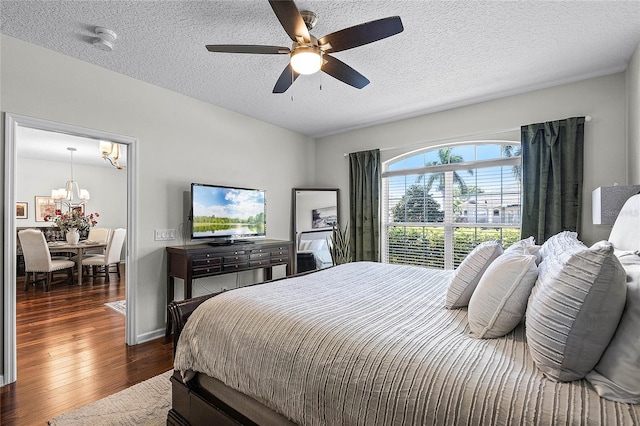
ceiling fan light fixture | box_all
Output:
[204,2,404,92]
[290,46,322,75]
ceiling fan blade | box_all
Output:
[273,64,300,93]
[206,45,290,54]
[318,16,404,53]
[321,55,370,89]
[268,0,311,43]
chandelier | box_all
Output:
[51,147,90,209]
[100,141,125,169]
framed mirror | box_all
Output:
[292,188,340,274]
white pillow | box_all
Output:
[503,236,535,254]
[504,236,541,263]
[310,239,326,251]
[445,240,503,309]
[526,239,627,382]
[538,230,578,263]
[586,253,640,403]
[299,240,312,250]
[468,252,538,338]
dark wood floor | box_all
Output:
[1,268,174,425]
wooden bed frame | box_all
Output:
[167,292,261,425]
[166,271,319,425]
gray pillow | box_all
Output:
[445,240,503,309]
[586,253,640,403]
[526,239,627,382]
[468,252,538,338]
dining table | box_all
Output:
[48,240,108,285]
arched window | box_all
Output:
[382,142,521,269]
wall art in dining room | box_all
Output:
[35,196,56,222]
[16,202,28,219]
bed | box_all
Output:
[168,196,640,426]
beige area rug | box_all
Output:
[105,299,126,316]
[48,370,172,425]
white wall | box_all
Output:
[16,158,127,229]
[315,73,630,247]
[0,33,315,371]
[628,42,640,184]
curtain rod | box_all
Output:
[343,115,592,157]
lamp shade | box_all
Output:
[290,46,322,75]
[592,185,640,225]
[99,140,113,155]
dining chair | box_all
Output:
[84,227,112,256]
[18,229,76,291]
[82,228,126,282]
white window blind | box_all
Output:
[382,144,522,270]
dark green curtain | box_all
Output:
[521,117,585,243]
[349,149,381,262]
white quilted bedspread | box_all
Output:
[174,262,639,426]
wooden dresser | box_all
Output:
[165,239,293,335]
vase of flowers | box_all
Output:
[45,209,99,244]
[65,228,80,244]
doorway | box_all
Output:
[3,113,138,385]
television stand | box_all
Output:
[165,239,293,335]
[207,239,256,247]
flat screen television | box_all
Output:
[190,183,266,244]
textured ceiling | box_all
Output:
[2,0,640,141]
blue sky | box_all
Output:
[388,143,517,171]
[193,185,265,219]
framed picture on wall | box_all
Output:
[71,205,84,215]
[35,196,56,222]
[16,202,28,219]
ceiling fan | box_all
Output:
[205,0,404,93]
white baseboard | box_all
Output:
[0,374,5,386]
[136,328,166,344]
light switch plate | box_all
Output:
[154,229,176,241]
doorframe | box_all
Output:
[3,113,138,385]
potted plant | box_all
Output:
[329,223,351,265]
[45,208,99,244]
